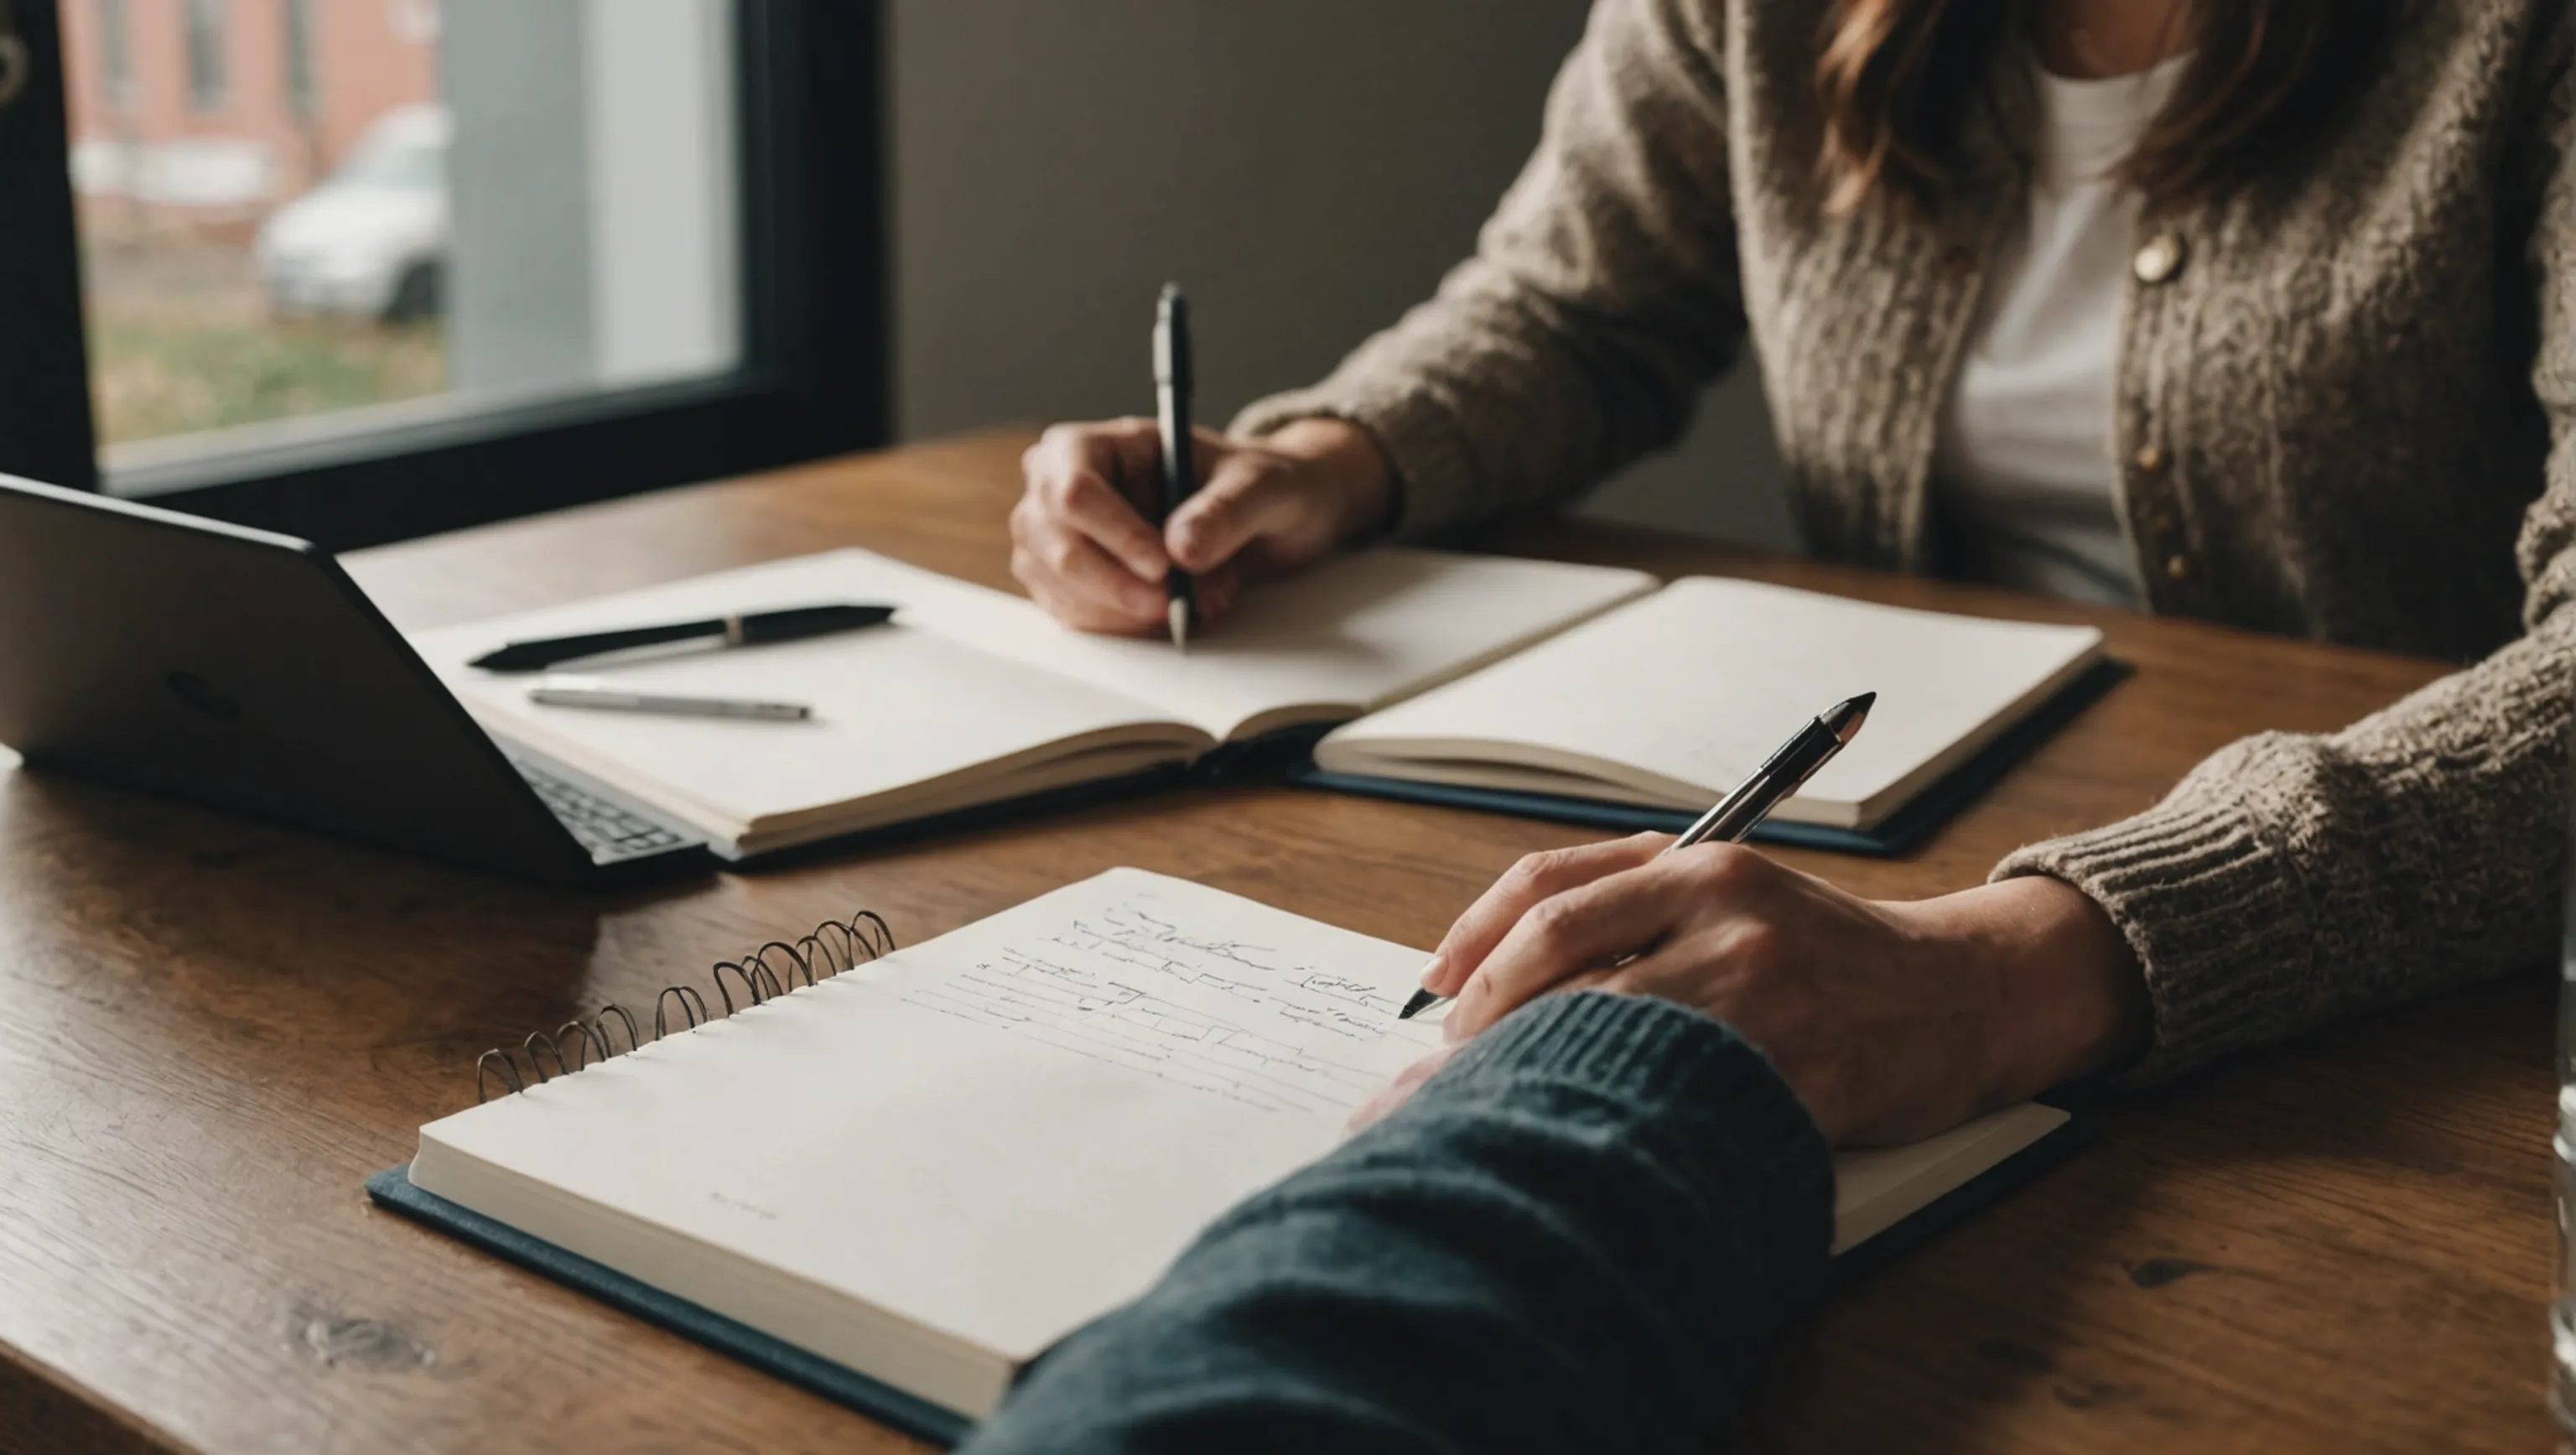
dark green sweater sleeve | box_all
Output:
[958,992,1836,1455]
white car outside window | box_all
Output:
[255,105,450,322]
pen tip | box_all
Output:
[1830,691,1876,743]
[1397,989,1433,1021]
[1168,598,1191,655]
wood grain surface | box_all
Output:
[0,431,2543,1453]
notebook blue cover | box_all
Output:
[367,1102,2088,1442]
[1290,658,2130,856]
[365,1166,974,1446]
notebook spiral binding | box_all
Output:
[473,910,898,1103]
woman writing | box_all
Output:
[966,1,2574,1447]
[1011,0,2575,1151]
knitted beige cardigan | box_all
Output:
[1237,0,2576,1082]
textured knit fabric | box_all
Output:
[1235,0,2576,1085]
[958,992,1834,1455]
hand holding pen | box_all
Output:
[1007,293,1396,638]
[1401,694,1873,1022]
[1368,688,2146,1146]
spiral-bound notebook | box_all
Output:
[369,870,2087,1442]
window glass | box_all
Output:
[184,0,227,112]
[97,0,132,108]
[283,0,317,119]
[60,0,745,482]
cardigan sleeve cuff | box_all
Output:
[1229,383,1488,543]
[1991,793,2319,1086]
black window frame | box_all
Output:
[0,0,888,553]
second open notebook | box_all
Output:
[406,548,2106,860]
[373,869,2082,1436]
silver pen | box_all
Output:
[527,677,813,721]
[1397,690,1876,1021]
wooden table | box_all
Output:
[0,433,2547,1453]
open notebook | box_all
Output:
[407,548,1656,858]
[374,869,2084,1437]
[1309,577,2110,840]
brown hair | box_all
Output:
[1815,0,2394,217]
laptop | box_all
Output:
[0,473,710,885]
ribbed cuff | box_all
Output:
[1229,385,1485,543]
[1436,991,1834,1255]
[1992,792,2315,1085]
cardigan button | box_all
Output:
[2164,552,2195,581]
[2134,442,2167,474]
[2134,233,2187,284]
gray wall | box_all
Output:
[888,1,1796,550]
[444,0,739,397]
[446,0,594,392]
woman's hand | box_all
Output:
[1366,835,2148,1145]
[1010,416,1394,634]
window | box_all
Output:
[97,0,131,111]
[184,0,227,112]
[283,0,317,120]
[5,1,888,551]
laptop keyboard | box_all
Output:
[512,758,693,860]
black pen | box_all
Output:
[467,603,896,673]
[1397,691,1877,1021]
[1156,283,1197,653]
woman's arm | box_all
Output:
[1996,22,2576,1083]
[1405,17,2575,1119]
[957,993,1833,1455]
[1233,0,1749,542]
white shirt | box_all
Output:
[1934,55,2189,609]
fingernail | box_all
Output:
[1416,952,1445,990]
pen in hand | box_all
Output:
[1397,690,1876,1021]
[1156,283,1197,654]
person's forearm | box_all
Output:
[1903,876,2151,1096]
[1996,612,2576,1083]
[958,993,1834,1455]
[1259,416,1399,544]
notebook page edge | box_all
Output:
[1827,1101,2071,1255]
[409,1129,1013,1418]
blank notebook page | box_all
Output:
[1319,577,2104,820]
